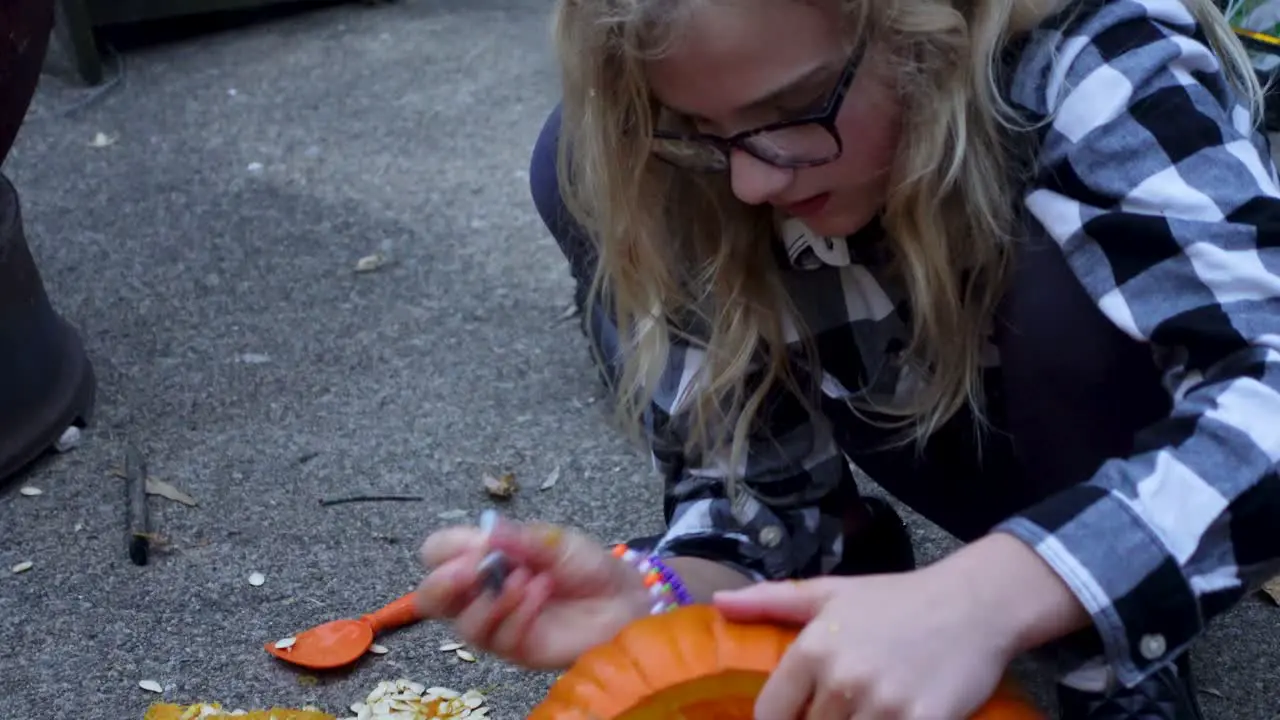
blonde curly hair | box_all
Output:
[550,0,1263,473]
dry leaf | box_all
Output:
[1261,575,1280,605]
[89,132,117,148]
[482,472,518,499]
[539,466,561,491]
[146,478,198,507]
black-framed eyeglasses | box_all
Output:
[650,42,866,173]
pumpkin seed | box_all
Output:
[455,649,476,662]
[369,643,389,655]
[138,679,164,693]
[438,642,464,652]
[247,572,265,587]
[398,680,426,695]
[10,561,33,574]
[18,486,43,497]
[354,253,387,273]
[426,687,459,699]
[54,426,82,452]
[274,637,297,649]
[349,680,488,720]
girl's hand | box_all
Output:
[416,515,651,670]
[713,532,1085,719]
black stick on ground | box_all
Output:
[124,444,149,566]
[318,494,425,507]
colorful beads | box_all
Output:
[611,543,694,615]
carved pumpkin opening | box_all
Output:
[528,604,1045,720]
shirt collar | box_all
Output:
[776,214,854,269]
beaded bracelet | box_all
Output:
[611,543,694,615]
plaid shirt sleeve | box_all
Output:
[585,301,855,583]
[994,0,1280,688]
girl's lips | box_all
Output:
[781,192,831,217]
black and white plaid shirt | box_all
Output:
[591,0,1280,688]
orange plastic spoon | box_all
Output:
[264,592,423,670]
[264,549,510,671]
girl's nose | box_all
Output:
[728,148,793,206]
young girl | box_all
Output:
[416,0,1280,717]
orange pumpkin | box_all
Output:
[528,604,1045,719]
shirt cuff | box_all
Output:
[993,483,1203,688]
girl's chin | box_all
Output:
[798,207,877,238]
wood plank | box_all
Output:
[55,0,104,85]
[88,0,332,27]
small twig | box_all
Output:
[318,494,425,507]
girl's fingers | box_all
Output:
[488,572,554,659]
[486,520,621,588]
[805,681,858,720]
[419,526,486,570]
[755,640,819,720]
[483,521,568,570]
[713,578,840,625]
[454,565,533,647]
[415,552,484,618]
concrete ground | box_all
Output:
[0,1,1277,717]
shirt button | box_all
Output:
[758,526,784,548]
[1139,634,1167,660]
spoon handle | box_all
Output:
[362,592,424,635]
[360,551,511,635]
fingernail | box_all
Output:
[478,509,499,538]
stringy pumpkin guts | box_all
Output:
[144,703,333,720]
